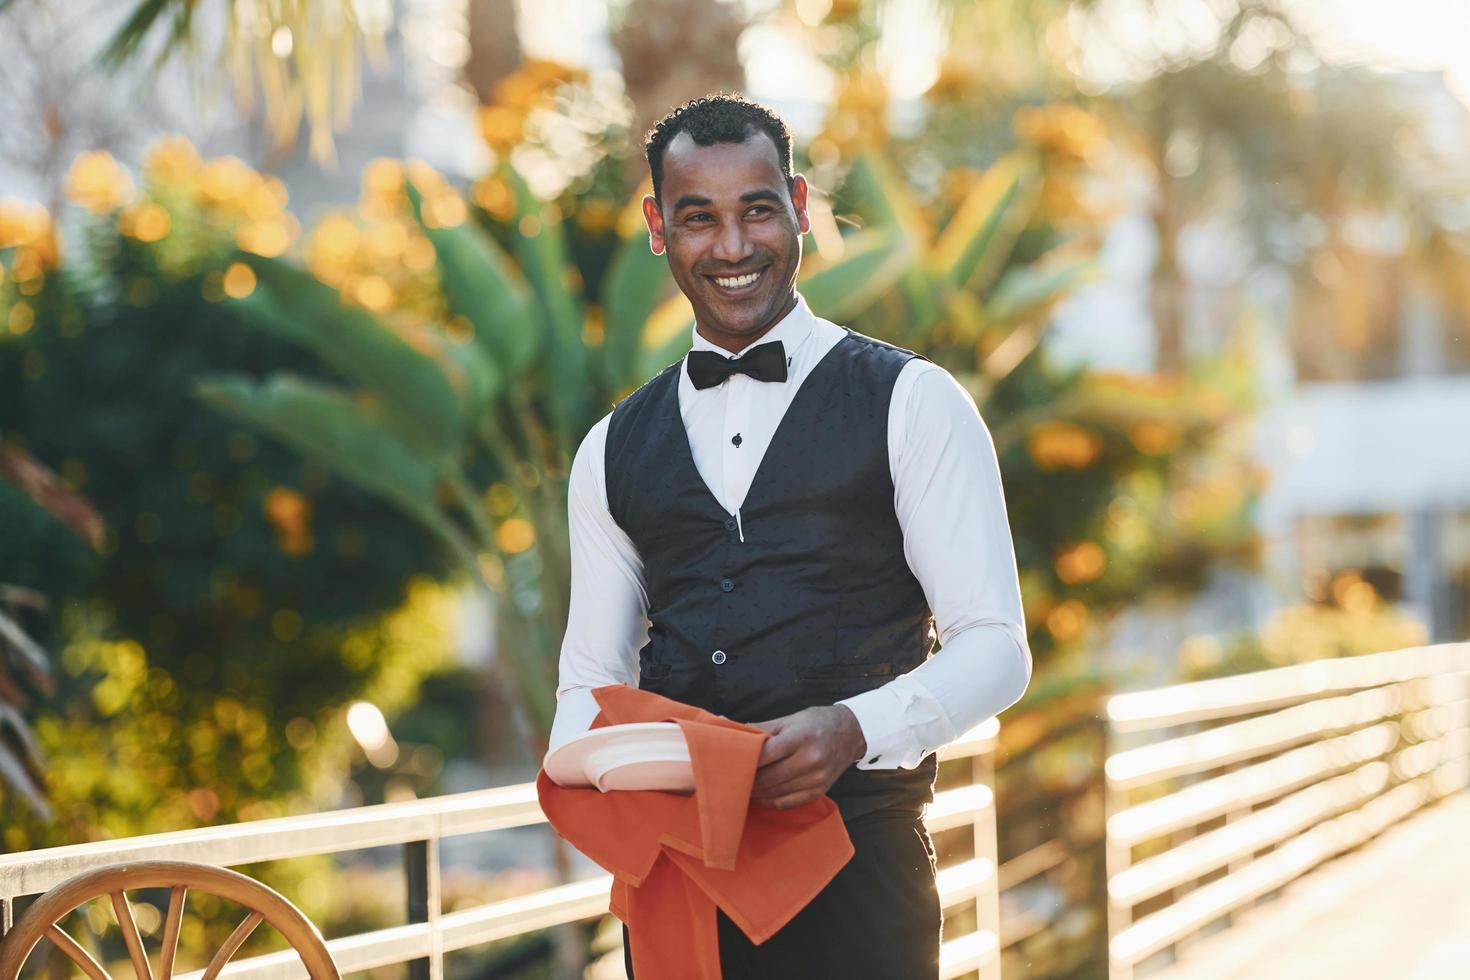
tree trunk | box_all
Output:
[464,0,522,103]
[614,0,748,180]
[1150,186,1186,375]
[1150,102,1186,375]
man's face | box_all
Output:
[642,130,810,352]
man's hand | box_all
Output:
[748,705,867,809]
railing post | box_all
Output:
[405,837,443,980]
[972,742,1001,980]
[1103,714,1129,980]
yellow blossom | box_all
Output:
[349,274,395,312]
[1046,600,1089,641]
[127,202,173,243]
[1129,419,1183,455]
[1055,541,1107,584]
[236,214,298,257]
[143,135,203,187]
[199,156,256,212]
[496,518,535,554]
[1027,421,1102,470]
[66,151,133,213]
[222,262,257,298]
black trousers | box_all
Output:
[621,807,941,980]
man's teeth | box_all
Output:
[714,271,761,288]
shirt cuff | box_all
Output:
[547,687,603,758]
[836,676,956,770]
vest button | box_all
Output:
[711,650,727,665]
[723,517,737,532]
[720,578,734,592]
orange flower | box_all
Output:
[1028,421,1102,470]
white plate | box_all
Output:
[543,722,695,793]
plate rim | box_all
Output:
[544,721,691,789]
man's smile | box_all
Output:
[707,267,766,296]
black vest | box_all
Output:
[605,329,938,820]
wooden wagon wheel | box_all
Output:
[0,860,339,980]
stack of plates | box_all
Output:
[543,722,695,793]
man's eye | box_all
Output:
[747,205,772,216]
[686,213,712,223]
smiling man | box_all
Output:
[548,94,1032,978]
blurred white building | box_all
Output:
[1051,68,1470,653]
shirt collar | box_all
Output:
[689,291,814,359]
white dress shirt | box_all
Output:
[548,292,1032,769]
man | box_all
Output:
[548,94,1032,978]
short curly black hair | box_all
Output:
[644,93,794,205]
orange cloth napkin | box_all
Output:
[536,684,855,980]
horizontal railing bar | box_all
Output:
[1110,764,1459,967]
[936,718,1001,761]
[1105,645,1469,732]
[1390,727,1469,782]
[439,875,614,952]
[3,717,1011,902]
[1000,908,1050,948]
[925,784,995,833]
[0,784,545,901]
[939,928,999,979]
[936,858,995,910]
[1105,682,1416,790]
[997,839,1071,891]
[189,858,1004,980]
[1402,698,1470,741]
[176,922,432,980]
[1108,762,1390,906]
[1106,722,1400,846]
[176,835,1007,978]
[177,879,618,980]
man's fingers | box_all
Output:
[753,777,819,806]
[756,725,803,767]
[755,787,820,810]
[752,751,812,795]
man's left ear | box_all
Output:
[791,174,811,235]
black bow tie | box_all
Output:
[686,340,788,390]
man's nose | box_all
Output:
[711,219,754,265]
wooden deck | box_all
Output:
[1147,790,1470,980]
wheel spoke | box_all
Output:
[158,885,187,980]
[108,890,155,980]
[43,923,112,980]
[199,910,264,980]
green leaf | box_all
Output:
[399,321,504,417]
[799,229,912,324]
[932,153,1039,296]
[505,167,592,442]
[226,253,464,458]
[602,218,672,394]
[403,180,541,378]
[0,699,50,819]
[194,374,457,539]
[984,252,1101,323]
[0,597,53,691]
[843,153,932,245]
[97,0,171,71]
[841,154,944,341]
[634,293,695,382]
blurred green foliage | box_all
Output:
[0,146,459,943]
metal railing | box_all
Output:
[17,641,1461,980]
[1102,642,1470,980]
[0,720,1001,980]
